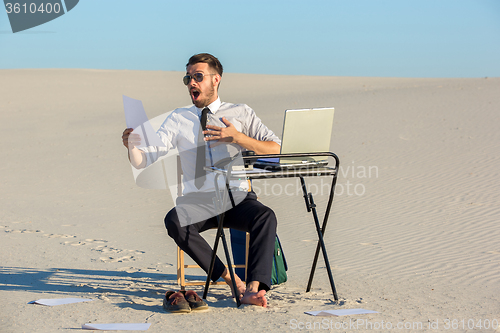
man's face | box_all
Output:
[186,62,220,108]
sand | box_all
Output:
[1,69,499,332]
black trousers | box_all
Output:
[165,191,277,290]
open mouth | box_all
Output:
[191,89,200,100]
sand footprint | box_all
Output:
[7,228,43,234]
[124,296,160,306]
[44,233,76,239]
[24,229,42,233]
[99,255,137,263]
[94,246,145,263]
[2,225,43,234]
[93,245,145,255]
[117,267,140,273]
[96,293,110,301]
[64,241,87,246]
[64,239,108,246]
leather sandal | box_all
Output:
[163,290,191,314]
[183,290,209,312]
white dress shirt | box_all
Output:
[140,98,281,195]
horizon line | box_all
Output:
[0,67,496,80]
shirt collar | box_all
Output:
[196,97,221,115]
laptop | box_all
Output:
[254,107,335,170]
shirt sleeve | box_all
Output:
[139,112,178,168]
[243,105,281,146]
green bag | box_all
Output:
[271,236,288,285]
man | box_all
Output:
[122,53,280,307]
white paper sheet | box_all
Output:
[82,323,151,331]
[123,95,166,148]
[305,308,378,316]
[28,298,93,306]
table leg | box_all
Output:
[308,193,338,301]
[203,209,225,300]
[220,228,242,307]
[202,178,241,306]
[203,178,226,300]
[300,177,311,212]
[306,173,338,293]
[202,232,242,307]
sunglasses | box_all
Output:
[183,73,215,85]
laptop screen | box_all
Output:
[279,107,335,164]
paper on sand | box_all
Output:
[123,95,165,148]
[82,323,151,330]
[305,308,378,316]
[28,298,93,306]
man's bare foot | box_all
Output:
[220,268,246,299]
[240,289,267,308]
[229,280,246,299]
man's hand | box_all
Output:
[122,128,141,149]
[122,128,146,169]
[204,117,241,146]
[204,117,280,155]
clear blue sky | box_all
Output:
[1,0,499,77]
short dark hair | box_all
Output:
[186,53,223,76]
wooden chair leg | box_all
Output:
[176,246,180,286]
[245,232,250,282]
[177,247,185,291]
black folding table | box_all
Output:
[202,152,340,307]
